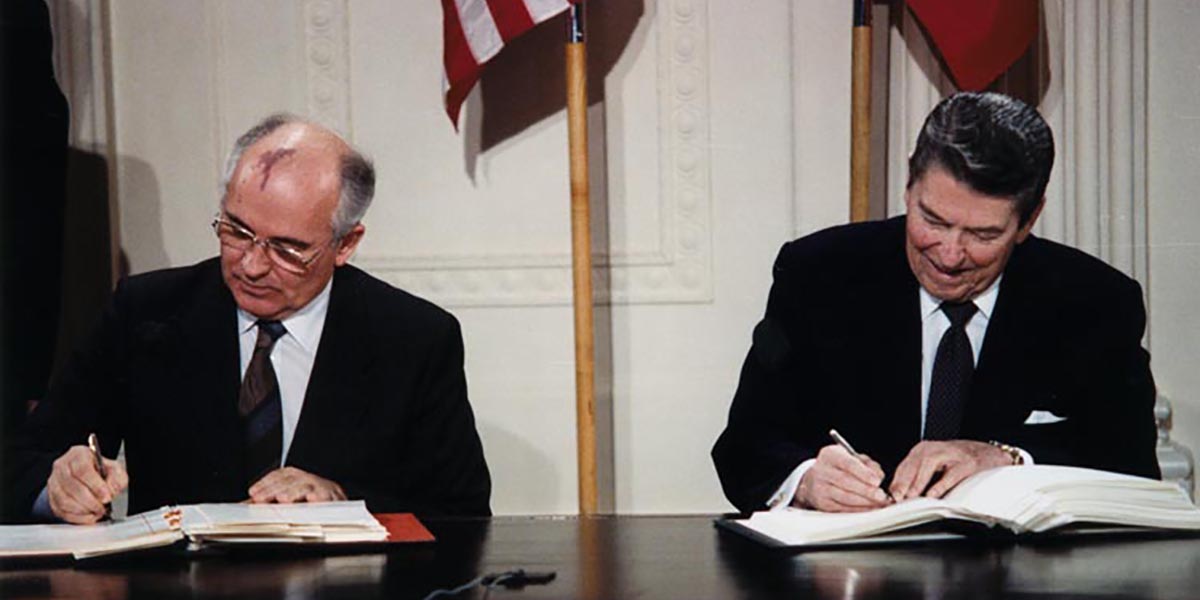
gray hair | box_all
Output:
[219,113,376,239]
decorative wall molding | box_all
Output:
[304,0,352,137]
[884,1,1148,291]
[356,0,714,307]
[1049,0,1148,286]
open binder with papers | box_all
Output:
[0,500,425,560]
[719,465,1200,549]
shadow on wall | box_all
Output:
[51,148,112,378]
[112,154,167,280]
[477,421,560,514]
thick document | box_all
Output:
[721,465,1200,549]
[0,500,422,560]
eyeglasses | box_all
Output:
[211,214,331,274]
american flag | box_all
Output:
[441,0,577,127]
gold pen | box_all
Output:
[87,433,113,519]
[828,429,896,503]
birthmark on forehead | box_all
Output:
[255,148,296,190]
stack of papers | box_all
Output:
[179,501,388,544]
[0,500,390,559]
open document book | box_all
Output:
[0,500,392,560]
[724,465,1200,548]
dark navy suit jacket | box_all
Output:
[4,259,491,521]
[712,217,1159,513]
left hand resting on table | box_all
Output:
[248,466,347,503]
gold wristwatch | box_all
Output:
[988,440,1025,465]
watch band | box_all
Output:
[988,440,1025,465]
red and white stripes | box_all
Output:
[441,0,575,127]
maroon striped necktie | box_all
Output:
[240,320,286,486]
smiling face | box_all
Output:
[219,123,364,320]
[904,166,1041,303]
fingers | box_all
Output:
[104,458,130,496]
[48,446,112,524]
[891,443,939,500]
[248,468,292,503]
[797,445,892,512]
[890,440,1002,500]
[923,462,973,499]
[248,467,345,504]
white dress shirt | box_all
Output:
[766,277,1031,510]
[236,278,332,464]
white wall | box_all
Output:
[97,0,1200,514]
[1148,1,1200,469]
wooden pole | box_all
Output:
[565,3,598,515]
[850,0,872,223]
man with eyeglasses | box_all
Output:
[3,114,491,523]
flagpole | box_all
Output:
[850,0,872,222]
[565,2,598,515]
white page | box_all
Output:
[0,509,180,558]
[744,497,964,545]
[178,500,385,535]
[944,465,1196,529]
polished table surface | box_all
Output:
[4,515,1200,599]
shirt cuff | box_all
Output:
[32,486,56,521]
[766,459,816,511]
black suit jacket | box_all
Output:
[4,259,491,521]
[712,217,1159,513]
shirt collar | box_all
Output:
[918,274,1002,322]
[236,277,334,352]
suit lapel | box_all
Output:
[873,235,923,449]
[966,238,1040,433]
[169,268,243,463]
[843,218,923,461]
[287,267,376,467]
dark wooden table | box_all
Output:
[3,515,1200,599]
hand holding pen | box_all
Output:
[87,434,113,520]
[792,429,894,512]
[43,433,128,524]
[828,429,896,503]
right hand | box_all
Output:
[47,446,129,524]
[794,444,891,512]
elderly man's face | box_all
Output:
[219,124,363,321]
[904,166,1040,303]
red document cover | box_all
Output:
[373,513,436,543]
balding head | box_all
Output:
[220,114,375,238]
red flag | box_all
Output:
[441,0,576,128]
[906,0,1038,91]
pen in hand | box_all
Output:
[828,429,896,503]
[87,433,113,520]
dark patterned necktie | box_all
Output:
[924,302,978,440]
[240,320,287,486]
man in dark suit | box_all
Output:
[712,92,1159,514]
[4,115,491,523]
